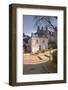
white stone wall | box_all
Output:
[31,36,39,53]
[50,36,55,42]
[31,35,48,53]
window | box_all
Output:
[43,40,45,43]
[39,45,41,50]
[36,40,38,44]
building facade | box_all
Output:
[31,33,48,53]
[23,26,57,53]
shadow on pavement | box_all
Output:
[23,61,57,75]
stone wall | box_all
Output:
[31,34,48,53]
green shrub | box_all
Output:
[52,50,57,64]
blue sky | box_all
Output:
[23,15,36,36]
[23,15,57,36]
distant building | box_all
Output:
[23,26,57,53]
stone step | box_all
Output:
[37,55,49,61]
[44,54,50,58]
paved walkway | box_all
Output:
[23,61,57,74]
[23,49,57,74]
[23,49,56,64]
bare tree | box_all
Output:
[34,16,57,31]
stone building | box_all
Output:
[23,26,57,53]
[31,33,48,53]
